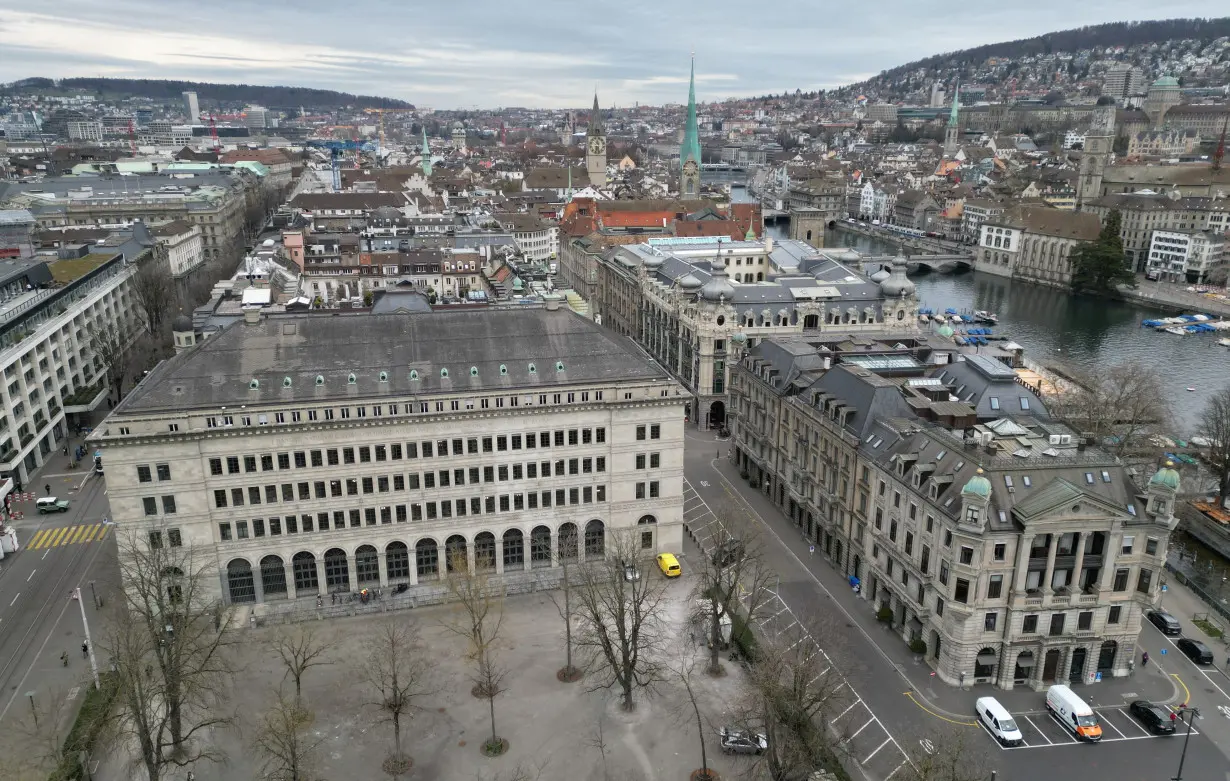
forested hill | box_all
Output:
[1,77,412,110]
[843,17,1230,94]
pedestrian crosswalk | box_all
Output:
[26,523,112,550]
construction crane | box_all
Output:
[306,139,377,191]
[362,108,415,165]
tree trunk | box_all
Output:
[708,604,722,674]
[168,677,184,750]
[393,709,402,756]
[621,679,634,711]
[488,692,497,748]
[563,563,573,673]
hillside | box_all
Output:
[836,17,1230,100]
[0,77,412,111]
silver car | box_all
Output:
[719,727,767,755]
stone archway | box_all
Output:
[1042,649,1062,683]
[1014,651,1036,684]
[226,559,255,604]
[974,647,998,680]
[709,400,726,429]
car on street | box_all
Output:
[719,727,767,755]
[1129,701,1177,734]
[1176,637,1214,665]
[713,539,744,568]
[656,552,681,578]
[622,562,640,582]
[1146,610,1182,636]
[36,497,70,514]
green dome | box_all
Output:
[1150,461,1181,491]
[1152,76,1179,87]
[961,468,992,498]
[731,332,747,344]
[937,324,955,338]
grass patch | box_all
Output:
[51,672,117,781]
[1193,618,1224,639]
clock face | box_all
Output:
[590,138,605,154]
[683,160,698,174]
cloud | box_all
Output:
[0,2,1216,108]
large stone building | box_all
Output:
[599,237,920,430]
[91,306,686,608]
[976,206,1102,287]
[1086,192,1230,271]
[730,339,1179,690]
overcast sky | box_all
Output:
[0,3,1213,110]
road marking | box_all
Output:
[49,527,70,547]
[1023,715,1053,744]
[1172,674,1190,706]
[834,699,863,722]
[1102,713,1127,739]
[66,686,80,701]
[863,737,893,763]
[26,569,35,582]
[884,761,908,781]
[27,528,49,549]
[918,738,935,755]
[69,525,88,544]
[8,593,18,606]
[698,480,710,487]
[1045,711,1080,742]
[1198,670,1230,700]
[848,717,875,740]
[1118,709,1152,736]
[41,550,49,560]
[903,691,977,726]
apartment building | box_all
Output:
[495,213,558,263]
[976,206,1101,287]
[1087,193,1230,271]
[961,199,1005,243]
[730,340,1178,690]
[1146,229,1226,283]
[91,306,686,607]
[0,232,152,486]
[149,220,205,279]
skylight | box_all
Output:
[1004,476,1014,487]
[989,397,1000,410]
[1020,397,1031,410]
[1127,504,1137,516]
[1022,476,1032,487]
[1101,471,1111,483]
[1084,472,1095,484]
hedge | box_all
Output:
[50,672,118,781]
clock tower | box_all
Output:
[680,57,701,198]
[586,92,607,187]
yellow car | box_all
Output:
[656,552,681,578]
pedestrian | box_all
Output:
[316,595,323,608]
[44,483,50,496]
[81,641,88,658]
[809,543,815,556]
[1142,651,1149,666]
[63,445,68,456]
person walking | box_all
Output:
[81,641,89,659]
[1142,651,1149,667]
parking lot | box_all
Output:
[978,703,1196,751]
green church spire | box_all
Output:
[948,81,960,128]
[421,128,432,177]
[681,57,701,169]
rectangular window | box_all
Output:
[650,424,660,439]
[1136,568,1153,594]
[248,486,261,505]
[636,453,646,469]
[939,561,949,585]
[649,481,660,498]
[1112,568,1129,592]
[954,578,970,603]
[209,458,223,476]
[993,543,1006,561]
[422,441,433,458]
[236,521,249,539]
[1022,614,1038,633]
[244,455,257,472]
[987,574,1002,599]
[1049,613,1065,636]
[143,496,158,516]
[1145,537,1159,555]
[636,425,646,441]
[569,488,579,505]
[231,488,244,507]
[227,456,240,474]
[636,482,646,499]
[984,612,997,632]
[137,464,152,483]
[499,495,509,512]
[1121,535,1134,554]
[253,519,265,537]
[294,451,307,468]
[959,546,974,565]
[219,522,232,541]
[162,496,177,514]
[1108,606,1121,625]
[1077,611,1093,631]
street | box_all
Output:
[681,428,1230,781]
[0,464,116,735]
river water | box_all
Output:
[730,185,1229,433]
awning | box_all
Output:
[976,651,998,666]
[1015,654,1036,669]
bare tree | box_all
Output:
[1045,359,1172,459]
[690,503,775,675]
[4,686,82,778]
[443,552,509,756]
[362,618,436,778]
[268,625,336,702]
[895,725,994,781]
[1198,385,1230,503]
[571,530,670,711]
[132,248,177,340]
[546,553,582,682]
[251,686,326,781]
[105,531,235,780]
[87,321,138,400]
[741,619,854,781]
[675,655,715,781]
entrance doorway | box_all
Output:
[709,400,726,430]
[1097,640,1117,672]
[1042,649,1061,683]
[1069,647,1088,684]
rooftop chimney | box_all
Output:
[765,236,774,253]
[543,294,562,312]
[243,307,261,325]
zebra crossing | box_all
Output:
[25,523,112,550]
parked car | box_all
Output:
[1146,610,1182,636]
[656,553,681,578]
[713,539,744,568]
[36,497,70,514]
[1129,701,1177,734]
[719,727,767,755]
[1176,638,1214,665]
[622,562,640,582]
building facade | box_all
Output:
[976,206,1101,287]
[1146,229,1226,283]
[92,307,687,608]
[729,338,1178,691]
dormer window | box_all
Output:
[440,368,449,378]
[347,373,357,385]
[315,375,324,386]
[409,370,419,381]
[499,364,508,376]
[282,377,292,388]
[965,505,980,524]
[556,361,565,372]
[379,371,388,383]
[528,363,536,374]
[470,366,479,377]
[249,379,259,389]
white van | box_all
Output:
[1045,684,1102,742]
[975,696,1023,746]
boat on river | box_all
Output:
[1219,338,1230,348]
[973,310,999,325]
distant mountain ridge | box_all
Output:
[838,17,1230,97]
[0,77,412,111]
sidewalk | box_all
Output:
[1156,570,1230,669]
[708,456,1180,720]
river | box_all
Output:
[730,184,1229,433]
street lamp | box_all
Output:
[1171,704,1200,781]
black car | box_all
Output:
[1129,700,1177,734]
[1176,638,1214,665]
[1147,610,1182,636]
[713,540,745,568]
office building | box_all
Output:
[183,91,201,123]
[91,306,686,608]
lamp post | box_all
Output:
[75,587,100,690]
[1172,704,1200,781]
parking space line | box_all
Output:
[1198,670,1230,700]
[1045,712,1080,743]
[862,737,892,763]
[1101,714,1127,739]
[1023,715,1053,744]
[884,760,908,781]
[848,717,876,740]
[833,699,863,723]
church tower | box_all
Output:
[420,128,432,177]
[586,92,607,187]
[680,58,702,198]
[943,82,961,155]
[1076,105,1115,211]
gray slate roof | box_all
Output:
[117,309,670,414]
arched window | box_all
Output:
[355,544,380,585]
[386,542,409,581]
[259,555,287,599]
[637,515,658,550]
[474,532,496,572]
[292,552,318,592]
[416,539,439,581]
[584,520,605,560]
[445,534,468,573]
[323,548,349,590]
[227,559,255,604]
[530,525,552,568]
[503,529,524,570]
[559,522,579,562]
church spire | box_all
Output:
[588,91,603,135]
[948,81,960,128]
[566,165,573,201]
[681,57,701,169]
[420,128,432,177]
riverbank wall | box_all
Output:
[1116,283,1230,318]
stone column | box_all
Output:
[1071,533,1087,593]
[1042,534,1059,594]
[252,568,265,605]
[284,560,297,601]
[1014,534,1035,593]
[377,551,389,588]
[495,539,505,574]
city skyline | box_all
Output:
[0,2,1217,109]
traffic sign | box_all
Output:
[1162,585,1168,592]
[1160,648,1167,655]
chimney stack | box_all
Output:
[244,307,262,325]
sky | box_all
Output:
[0,2,1216,110]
